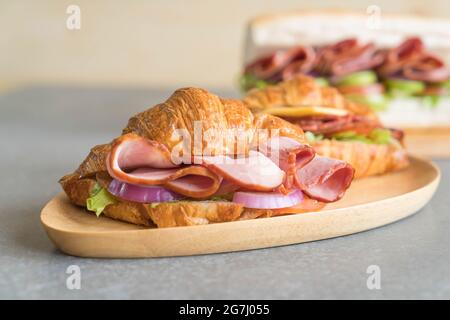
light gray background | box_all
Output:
[0,87,449,299]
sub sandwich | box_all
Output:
[60,88,355,228]
[241,11,450,129]
[244,75,409,178]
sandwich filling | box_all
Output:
[86,132,354,216]
[241,37,450,113]
[287,114,404,145]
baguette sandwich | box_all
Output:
[60,87,354,228]
[241,11,450,129]
[244,75,409,178]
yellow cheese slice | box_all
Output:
[263,106,349,118]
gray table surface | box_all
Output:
[0,86,449,300]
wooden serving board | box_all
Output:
[41,156,440,258]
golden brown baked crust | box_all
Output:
[147,201,244,227]
[59,174,97,206]
[311,139,409,178]
[244,75,378,119]
[86,197,326,228]
[253,112,305,143]
[123,88,256,156]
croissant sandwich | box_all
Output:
[244,76,409,178]
[60,87,355,228]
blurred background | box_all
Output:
[2,0,450,93]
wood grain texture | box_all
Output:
[41,156,440,258]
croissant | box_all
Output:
[312,139,409,178]
[243,75,409,178]
[60,87,354,228]
[244,75,378,119]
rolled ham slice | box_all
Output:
[244,51,293,80]
[377,37,424,78]
[106,133,222,198]
[315,39,384,76]
[197,151,285,191]
[280,47,317,80]
[213,179,241,196]
[403,54,450,82]
[106,133,354,202]
[108,133,176,170]
[245,46,316,81]
[124,166,222,198]
[377,37,450,82]
[259,136,315,188]
[296,155,354,202]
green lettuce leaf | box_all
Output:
[332,129,392,145]
[314,77,329,87]
[239,74,270,92]
[305,131,324,143]
[385,79,425,96]
[336,71,378,86]
[421,95,441,109]
[368,128,392,144]
[86,184,116,217]
[209,193,233,201]
[332,131,372,143]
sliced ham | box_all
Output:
[106,133,354,203]
[196,151,285,191]
[377,37,450,82]
[315,39,384,76]
[258,136,315,188]
[213,179,241,196]
[288,114,380,136]
[403,54,450,82]
[164,169,222,198]
[280,47,317,80]
[296,155,354,202]
[106,133,222,198]
[377,37,424,78]
[244,51,293,80]
[245,46,316,81]
[108,133,176,170]
[124,166,222,198]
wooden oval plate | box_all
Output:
[41,156,440,258]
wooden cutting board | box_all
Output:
[41,156,440,258]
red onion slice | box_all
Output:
[232,189,303,209]
[108,179,184,203]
